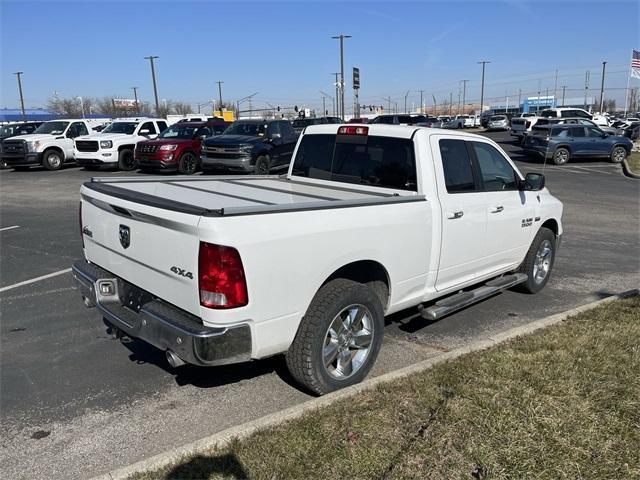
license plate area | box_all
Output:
[118,278,154,312]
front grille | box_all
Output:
[138,144,158,154]
[202,145,248,159]
[511,119,525,126]
[2,140,25,154]
[76,140,99,152]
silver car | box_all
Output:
[487,115,510,131]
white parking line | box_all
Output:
[0,225,20,232]
[569,166,616,175]
[0,268,72,293]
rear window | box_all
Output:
[540,110,555,118]
[291,133,417,191]
[490,116,506,121]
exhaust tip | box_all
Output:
[166,350,186,368]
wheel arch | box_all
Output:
[540,218,559,236]
[117,144,136,152]
[42,145,65,160]
[321,260,391,311]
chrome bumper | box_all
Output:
[72,259,252,367]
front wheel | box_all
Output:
[42,149,64,170]
[178,152,198,174]
[117,149,136,171]
[286,279,384,395]
[552,147,570,165]
[610,146,627,164]
[254,154,271,175]
[516,227,556,294]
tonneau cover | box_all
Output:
[84,176,423,217]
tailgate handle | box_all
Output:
[111,205,133,217]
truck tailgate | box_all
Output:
[81,184,203,316]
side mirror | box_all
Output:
[270,132,282,140]
[139,129,150,135]
[519,172,545,191]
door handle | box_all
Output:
[490,205,504,213]
[447,210,464,219]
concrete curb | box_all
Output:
[622,157,640,179]
[92,290,639,480]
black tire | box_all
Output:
[254,154,271,175]
[552,147,570,165]
[117,149,136,171]
[286,278,385,395]
[42,149,64,171]
[610,145,627,164]
[177,152,198,175]
[516,227,556,294]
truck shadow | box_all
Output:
[164,453,249,479]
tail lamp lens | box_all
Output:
[198,242,248,309]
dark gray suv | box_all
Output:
[523,124,633,165]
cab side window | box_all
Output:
[585,126,603,137]
[67,122,88,138]
[471,142,518,192]
[439,139,477,193]
[140,122,157,135]
[279,121,296,139]
[570,127,586,138]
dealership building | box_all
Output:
[488,95,596,114]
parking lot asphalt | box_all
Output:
[1,130,639,479]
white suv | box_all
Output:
[74,118,168,170]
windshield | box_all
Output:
[159,125,197,139]
[34,121,69,135]
[223,122,267,136]
[292,118,318,128]
[102,122,138,134]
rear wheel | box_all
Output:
[610,146,627,164]
[178,152,198,175]
[552,147,570,165]
[286,279,384,395]
[254,154,271,175]
[42,149,64,170]
[516,227,556,294]
[117,149,136,171]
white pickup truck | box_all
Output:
[73,124,563,394]
[74,117,168,171]
[2,119,108,170]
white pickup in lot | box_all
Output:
[73,124,563,394]
[74,117,168,170]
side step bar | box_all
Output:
[420,273,528,321]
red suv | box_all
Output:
[135,120,229,174]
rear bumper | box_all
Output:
[72,259,252,367]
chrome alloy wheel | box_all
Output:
[533,239,552,284]
[554,149,569,164]
[48,153,62,168]
[612,147,626,163]
[322,304,374,380]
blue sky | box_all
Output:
[1,0,638,112]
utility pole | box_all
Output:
[449,92,452,115]
[331,34,351,120]
[383,96,391,113]
[332,73,340,117]
[131,87,140,114]
[13,72,26,119]
[599,61,607,113]
[554,68,558,102]
[418,90,425,114]
[461,80,468,114]
[216,81,224,115]
[584,70,590,110]
[320,90,334,118]
[404,90,410,113]
[477,61,490,118]
[518,88,522,110]
[144,56,160,115]
[561,85,567,106]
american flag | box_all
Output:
[632,50,640,79]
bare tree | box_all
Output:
[173,102,193,115]
[46,96,95,117]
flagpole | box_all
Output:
[624,49,632,117]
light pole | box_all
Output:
[331,73,340,116]
[418,90,424,114]
[461,80,468,114]
[132,87,140,114]
[320,90,334,117]
[215,81,224,115]
[404,90,410,113]
[236,92,258,119]
[561,85,567,106]
[144,56,160,115]
[13,72,26,119]
[76,96,85,118]
[383,96,391,113]
[331,34,351,120]
[477,60,490,118]
[599,61,607,113]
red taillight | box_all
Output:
[79,201,84,248]
[338,125,368,136]
[198,242,248,309]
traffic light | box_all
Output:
[277,106,280,111]
[294,105,299,112]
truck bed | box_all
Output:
[84,175,424,217]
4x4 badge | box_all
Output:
[119,225,130,249]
